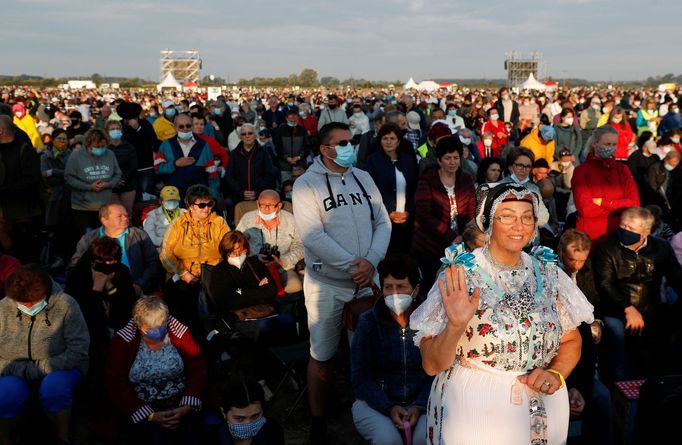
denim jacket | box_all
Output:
[351,300,433,415]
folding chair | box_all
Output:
[268,340,310,421]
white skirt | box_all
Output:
[426,363,569,445]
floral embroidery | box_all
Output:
[477,323,493,336]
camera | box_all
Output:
[259,243,280,261]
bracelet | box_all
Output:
[547,369,566,388]
[106,287,118,295]
[148,412,155,422]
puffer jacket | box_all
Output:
[351,301,433,415]
[0,290,90,378]
[160,211,230,278]
[593,235,682,319]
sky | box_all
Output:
[3,0,681,83]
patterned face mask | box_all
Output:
[228,416,266,440]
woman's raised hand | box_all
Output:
[438,264,480,329]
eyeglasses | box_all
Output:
[494,214,536,226]
[176,124,192,130]
[241,132,254,136]
[513,163,532,170]
[192,200,215,209]
[258,202,280,210]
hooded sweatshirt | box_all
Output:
[65,147,122,211]
[292,156,391,288]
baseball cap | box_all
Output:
[162,100,175,109]
[406,111,421,130]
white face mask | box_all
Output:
[663,147,673,154]
[665,163,676,171]
[561,161,572,167]
[611,117,622,123]
[563,117,574,125]
[672,137,680,144]
[384,293,414,316]
[258,209,277,221]
[592,104,600,111]
[228,255,247,269]
[483,139,493,147]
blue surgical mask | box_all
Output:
[17,299,48,317]
[108,129,123,140]
[540,125,555,141]
[212,108,222,116]
[287,122,297,127]
[298,111,306,117]
[143,325,168,342]
[163,200,180,211]
[447,110,457,117]
[229,416,267,440]
[285,191,293,200]
[332,144,356,168]
[459,136,471,145]
[178,131,193,140]
[595,146,616,159]
[164,108,176,118]
[510,173,529,184]
[91,147,107,157]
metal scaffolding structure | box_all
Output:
[160,49,202,84]
[504,52,546,88]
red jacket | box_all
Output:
[300,115,318,136]
[411,166,475,258]
[476,140,500,159]
[611,122,634,161]
[480,119,509,150]
[572,154,640,243]
[104,317,207,424]
[198,134,229,167]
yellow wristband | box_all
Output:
[148,412,155,422]
[547,369,566,388]
[106,287,118,295]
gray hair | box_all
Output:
[240,123,256,135]
[583,125,618,156]
[621,207,655,230]
[133,296,169,330]
[384,110,405,125]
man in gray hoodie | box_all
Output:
[293,122,391,442]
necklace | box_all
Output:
[483,247,524,271]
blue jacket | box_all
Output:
[364,150,418,215]
[351,300,433,415]
[157,135,212,198]
[659,112,681,138]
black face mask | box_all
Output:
[92,261,118,275]
[616,227,641,247]
[328,103,337,109]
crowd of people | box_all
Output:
[1,82,682,444]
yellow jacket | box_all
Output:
[160,211,230,277]
[153,116,177,141]
[13,115,44,150]
[521,128,555,164]
[596,113,610,127]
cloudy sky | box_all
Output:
[4,0,680,82]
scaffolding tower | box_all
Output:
[504,52,545,88]
[160,49,202,84]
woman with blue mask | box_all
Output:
[65,128,122,235]
[521,114,556,165]
[218,374,284,445]
[572,125,640,243]
[0,264,89,444]
[105,296,206,444]
[106,119,138,217]
[351,254,432,445]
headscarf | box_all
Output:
[474,182,540,235]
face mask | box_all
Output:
[287,102,294,107]
[90,147,107,157]
[561,161,572,167]
[164,108,176,118]
[595,146,616,159]
[483,139,492,147]
[459,136,471,145]
[143,325,168,342]
[228,254,247,269]
[665,163,676,171]
[510,173,529,184]
[592,104,600,111]
[285,191,292,200]
[502,94,510,100]
[228,416,267,440]
[258,209,277,221]
[384,293,414,316]
[163,200,180,211]
[299,111,306,117]
[287,122,297,127]
[178,131,193,140]
[540,125,555,141]
[447,110,457,117]
[671,108,679,114]
[331,144,355,168]
[328,103,337,109]
[617,227,641,247]
[672,137,680,144]
[93,261,118,275]
[612,117,622,123]
[213,108,222,116]
[563,117,574,126]
[663,147,673,154]
[148,111,157,118]
[108,129,123,140]
[490,114,499,121]
[17,299,48,317]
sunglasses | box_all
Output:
[327,140,351,148]
[192,200,215,209]
[177,124,192,130]
[241,132,254,136]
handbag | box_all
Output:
[341,284,382,331]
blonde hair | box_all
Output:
[133,296,169,330]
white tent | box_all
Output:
[403,77,418,89]
[157,73,182,92]
[416,80,441,92]
[522,73,546,91]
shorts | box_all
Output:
[304,273,356,362]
